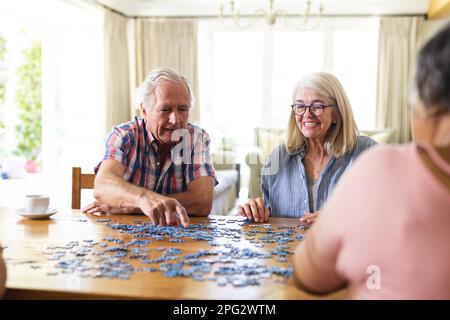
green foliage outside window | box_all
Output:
[13,41,41,160]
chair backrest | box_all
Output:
[71,167,95,209]
[254,127,286,162]
[360,128,396,144]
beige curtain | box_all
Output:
[135,18,200,122]
[104,9,131,132]
[417,18,450,50]
[376,16,423,143]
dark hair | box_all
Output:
[415,22,450,113]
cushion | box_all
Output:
[213,170,238,197]
[212,150,236,166]
[256,128,285,163]
[361,128,395,144]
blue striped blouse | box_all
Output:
[262,136,377,218]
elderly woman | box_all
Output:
[238,72,376,224]
[0,245,6,298]
[293,23,450,299]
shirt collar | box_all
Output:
[143,118,191,153]
[288,144,307,158]
[141,118,158,152]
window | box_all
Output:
[332,29,379,130]
[199,18,379,190]
[271,31,325,127]
[0,0,105,208]
[199,17,380,144]
[206,31,263,146]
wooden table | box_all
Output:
[0,207,340,300]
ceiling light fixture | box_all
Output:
[219,0,324,30]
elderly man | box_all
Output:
[82,67,216,227]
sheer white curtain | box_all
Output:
[376,16,422,143]
[40,1,105,208]
[135,18,200,122]
[104,9,131,131]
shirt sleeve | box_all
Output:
[295,205,345,292]
[94,128,130,174]
[261,145,284,210]
[261,158,271,210]
[357,135,378,154]
[185,129,217,186]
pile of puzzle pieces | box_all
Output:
[40,217,307,287]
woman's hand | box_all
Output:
[238,197,270,223]
[299,211,320,227]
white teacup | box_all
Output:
[24,195,50,214]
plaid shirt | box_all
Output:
[96,117,216,195]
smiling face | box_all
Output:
[293,87,337,141]
[141,80,190,145]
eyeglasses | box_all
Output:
[291,103,335,116]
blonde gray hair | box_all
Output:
[286,72,359,158]
[139,67,195,110]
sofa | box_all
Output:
[360,128,396,144]
[210,150,240,215]
[245,127,286,199]
[244,127,395,199]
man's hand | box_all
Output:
[137,193,189,227]
[299,211,320,227]
[82,201,140,215]
[238,197,270,223]
[83,196,190,228]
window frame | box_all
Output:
[198,17,380,132]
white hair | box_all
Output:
[139,67,195,110]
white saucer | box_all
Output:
[16,208,58,220]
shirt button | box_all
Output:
[304,200,307,204]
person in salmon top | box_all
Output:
[293,22,450,299]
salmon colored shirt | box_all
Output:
[303,143,450,299]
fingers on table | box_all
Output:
[248,199,260,222]
[143,199,189,227]
[255,198,268,223]
[237,205,246,217]
[299,212,310,222]
[263,207,270,223]
[175,205,189,227]
[238,199,267,223]
[239,203,254,221]
[81,200,101,213]
[148,209,161,226]
[85,204,109,215]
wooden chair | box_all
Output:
[71,167,95,209]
